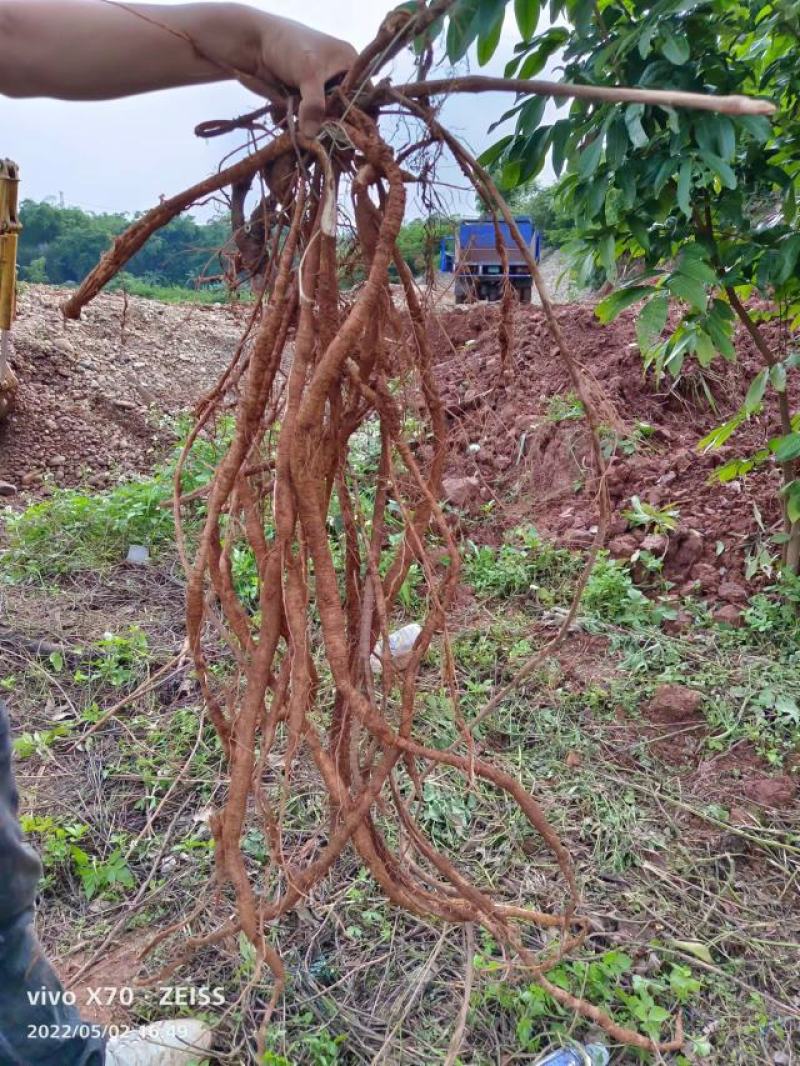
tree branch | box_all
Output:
[386,76,775,116]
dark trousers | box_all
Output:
[0,701,105,1065]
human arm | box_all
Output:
[0,1,357,136]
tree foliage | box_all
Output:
[18,199,231,287]
[474,0,800,566]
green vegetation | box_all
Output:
[2,417,231,580]
[18,199,231,289]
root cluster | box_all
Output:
[56,6,767,1051]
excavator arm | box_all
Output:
[0,158,20,418]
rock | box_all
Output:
[713,605,743,627]
[608,534,638,558]
[691,562,720,590]
[48,454,67,467]
[718,580,748,604]
[663,609,693,635]
[667,530,704,570]
[565,529,595,548]
[0,481,17,496]
[442,475,480,509]
[742,776,797,809]
[647,684,703,722]
[640,533,667,554]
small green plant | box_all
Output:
[69,627,150,689]
[18,815,132,899]
[13,723,74,759]
[478,946,704,1057]
[463,526,580,601]
[583,555,657,627]
[545,391,585,422]
[624,495,680,535]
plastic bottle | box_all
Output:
[370,623,423,673]
[532,1045,610,1066]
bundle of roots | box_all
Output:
[58,3,773,1053]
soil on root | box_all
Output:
[429,300,796,593]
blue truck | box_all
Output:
[440,216,542,305]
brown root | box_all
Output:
[64,27,713,1056]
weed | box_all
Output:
[477,946,704,1059]
[582,555,657,627]
[13,723,74,759]
[19,815,134,900]
[623,495,680,535]
[544,391,585,422]
[463,526,580,601]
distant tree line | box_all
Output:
[17,200,231,287]
[17,192,569,293]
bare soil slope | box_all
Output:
[0,286,248,491]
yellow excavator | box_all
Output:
[0,157,20,421]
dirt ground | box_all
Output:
[0,285,248,491]
[428,299,795,596]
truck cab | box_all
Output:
[440,216,542,305]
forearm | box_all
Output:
[0,1,268,100]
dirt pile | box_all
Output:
[430,300,797,591]
[0,285,247,491]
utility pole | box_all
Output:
[0,159,21,419]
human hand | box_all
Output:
[241,14,357,138]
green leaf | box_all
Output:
[550,119,572,177]
[515,0,540,40]
[519,126,552,182]
[517,95,547,136]
[596,285,655,325]
[774,433,800,463]
[787,483,800,524]
[677,252,718,286]
[446,0,481,62]
[518,26,569,77]
[744,368,767,412]
[638,23,658,59]
[599,232,617,276]
[578,135,604,179]
[770,363,787,393]
[700,151,737,190]
[667,274,708,312]
[698,413,745,452]
[736,114,772,144]
[660,28,690,65]
[784,181,797,224]
[677,161,693,218]
[625,104,649,149]
[477,135,513,169]
[694,329,716,367]
[716,116,736,161]
[476,0,504,65]
[636,291,669,350]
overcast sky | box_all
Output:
[0,1,560,218]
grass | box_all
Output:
[2,469,798,1062]
[1,416,233,581]
[107,274,255,306]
